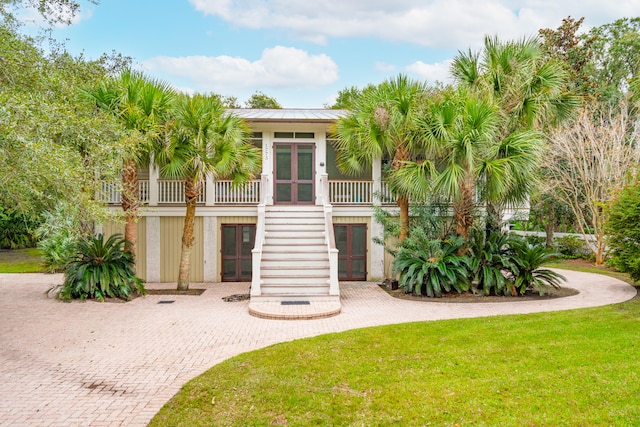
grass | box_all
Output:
[0,248,44,273]
[150,264,640,427]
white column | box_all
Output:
[263,132,274,205]
[205,174,215,206]
[370,156,385,279]
[316,132,327,206]
[372,157,382,205]
[149,162,159,207]
[145,216,161,282]
[203,216,217,282]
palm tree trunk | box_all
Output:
[454,176,475,240]
[397,196,410,242]
[485,201,502,237]
[121,158,139,267]
[177,180,200,290]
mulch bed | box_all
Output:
[382,285,579,303]
[145,289,206,296]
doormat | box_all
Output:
[146,289,206,296]
[158,300,175,304]
[281,301,310,305]
[222,293,250,302]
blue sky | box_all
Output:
[33,0,640,108]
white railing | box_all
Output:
[158,180,206,204]
[379,182,396,205]
[329,180,372,204]
[321,174,340,297]
[100,181,150,204]
[215,180,261,204]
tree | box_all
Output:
[81,69,175,263]
[326,85,375,110]
[245,91,281,109]
[451,35,579,234]
[539,16,598,99]
[546,102,640,265]
[333,74,434,241]
[162,94,261,290]
[585,17,640,106]
[0,13,126,232]
[417,86,501,239]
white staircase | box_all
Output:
[254,205,337,301]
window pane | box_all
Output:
[352,259,366,279]
[276,183,291,202]
[274,132,294,139]
[222,259,237,281]
[275,145,292,180]
[222,226,236,256]
[241,226,255,255]
[297,183,313,202]
[297,146,313,180]
[240,259,252,279]
[334,226,347,252]
[352,225,366,256]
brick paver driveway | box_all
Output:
[0,271,635,426]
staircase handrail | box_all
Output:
[320,173,340,296]
[250,173,268,297]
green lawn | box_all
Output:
[0,248,44,273]
[150,265,640,427]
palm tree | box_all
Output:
[418,87,500,239]
[333,74,434,241]
[451,36,579,233]
[81,69,175,264]
[161,94,261,290]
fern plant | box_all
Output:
[468,230,516,296]
[60,233,145,301]
[509,241,566,295]
[393,229,470,297]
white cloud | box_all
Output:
[375,62,396,73]
[406,60,452,85]
[188,0,638,49]
[139,46,339,94]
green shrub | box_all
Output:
[524,234,546,247]
[36,204,83,272]
[468,231,516,296]
[0,208,39,249]
[509,241,566,295]
[554,235,585,259]
[606,182,640,282]
[393,229,470,297]
[59,233,145,301]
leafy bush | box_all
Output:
[509,241,566,295]
[36,204,83,272]
[393,228,470,297]
[524,234,546,247]
[59,233,145,301]
[468,231,516,296]
[606,182,640,282]
[0,208,39,249]
[554,235,586,259]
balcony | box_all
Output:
[101,179,395,206]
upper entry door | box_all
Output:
[274,143,315,204]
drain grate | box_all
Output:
[281,301,310,305]
[158,300,175,304]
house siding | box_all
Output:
[160,217,204,282]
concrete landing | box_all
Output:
[248,300,342,319]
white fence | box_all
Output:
[215,180,261,204]
[328,180,372,204]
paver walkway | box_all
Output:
[0,270,635,426]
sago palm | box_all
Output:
[161,94,261,290]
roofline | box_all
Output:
[227,108,349,123]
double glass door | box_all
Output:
[274,143,314,204]
[334,224,367,280]
[221,224,255,281]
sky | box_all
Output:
[29,0,640,108]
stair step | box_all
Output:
[260,286,331,295]
[266,217,325,225]
[261,252,329,261]
[266,237,326,246]
[261,270,329,278]
[261,259,329,268]
[262,276,329,285]
[262,244,326,252]
[265,230,325,238]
